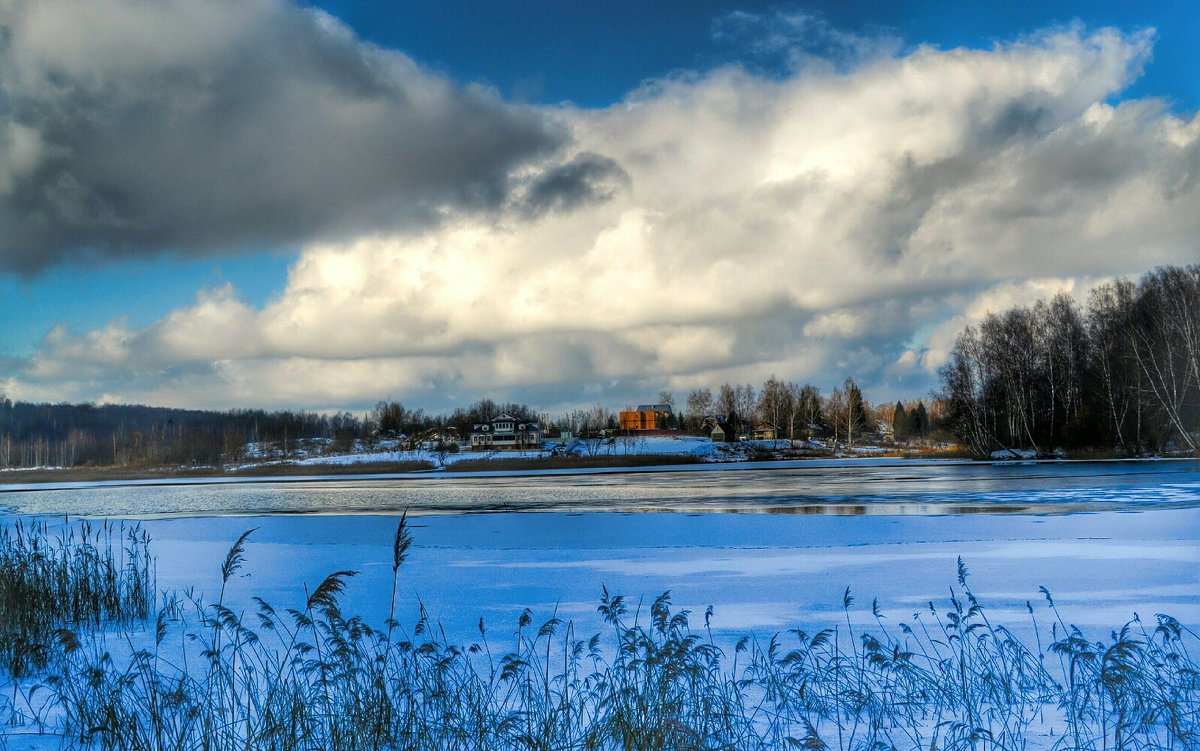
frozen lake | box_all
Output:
[2,458,1197,641]
[3,457,1200,516]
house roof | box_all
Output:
[471,415,543,434]
[635,403,673,413]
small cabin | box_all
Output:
[751,422,778,441]
[703,415,736,443]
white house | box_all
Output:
[469,413,544,450]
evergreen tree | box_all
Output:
[912,401,928,438]
[892,401,910,439]
[843,378,870,448]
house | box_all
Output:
[469,413,543,450]
[618,403,674,432]
[703,415,736,443]
[751,422,778,441]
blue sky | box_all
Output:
[312,0,1198,109]
[0,0,1197,412]
[0,255,290,359]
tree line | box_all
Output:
[544,380,943,449]
[674,378,940,447]
[0,397,550,470]
[0,400,365,469]
[938,264,1199,456]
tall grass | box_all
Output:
[19,523,1200,750]
[0,519,153,677]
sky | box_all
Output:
[0,0,1197,415]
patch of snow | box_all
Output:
[991,448,1040,460]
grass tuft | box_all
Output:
[0,520,153,678]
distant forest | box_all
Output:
[0,398,546,469]
[937,264,1199,456]
[0,402,363,468]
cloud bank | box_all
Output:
[0,0,561,271]
[3,5,1199,412]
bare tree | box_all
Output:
[734,384,756,432]
[571,405,614,456]
[716,383,737,421]
[1126,266,1199,451]
[796,384,823,438]
[757,376,796,438]
[842,377,868,449]
[825,387,847,446]
[1088,280,1138,451]
[685,388,713,431]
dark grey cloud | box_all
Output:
[0,0,564,272]
[516,153,630,218]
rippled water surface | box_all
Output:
[2,458,1199,516]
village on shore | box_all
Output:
[229,399,966,474]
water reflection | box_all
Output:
[0,459,1197,518]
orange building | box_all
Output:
[618,403,673,432]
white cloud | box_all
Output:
[5,23,1200,412]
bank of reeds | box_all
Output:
[0,520,153,678]
[18,522,1200,750]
